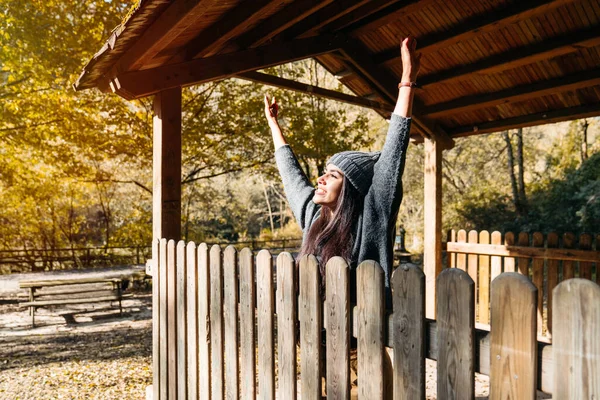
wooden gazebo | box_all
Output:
[75,0,600,318]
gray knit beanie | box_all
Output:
[327,151,381,195]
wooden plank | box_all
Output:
[326,257,350,399]
[490,232,502,282]
[531,233,544,338]
[276,252,297,400]
[239,248,255,400]
[111,35,344,100]
[210,245,224,400]
[490,273,537,400]
[20,294,128,307]
[446,240,600,262]
[597,234,600,285]
[176,241,187,400]
[448,229,456,268]
[504,232,516,273]
[167,240,178,400]
[318,0,403,33]
[236,71,394,113]
[391,264,425,399]
[152,239,160,400]
[437,268,475,399]
[467,230,479,300]
[346,0,434,36]
[456,230,467,271]
[152,88,182,241]
[197,243,211,400]
[479,230,491,325]
[298,255,322,400]
[579,233,593,280]
[257,249,275,400]
[424,137,443,319]
[186,242,198,400]
[159,239,168,400]
[19,278,122,288]
[517,232,530,276]
[419,27,600,88]
[357,261,385,400]
[553,279,600,399]
[223,246,238,400]
[562,232,576,280]
[546,233,559,338]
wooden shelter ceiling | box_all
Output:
[75,0,600,141]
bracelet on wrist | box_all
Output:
[398,81,418,89]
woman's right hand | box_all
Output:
[400,36,421,83]
[264,94,279,125]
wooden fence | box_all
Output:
[149,239,599,399]
[446,230,600,339]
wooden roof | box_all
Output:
[74,0,600,141]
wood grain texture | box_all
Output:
[504,232,516,272]
[176,241,187,399]
[479,230,491,324]
[276,252,297,400]
[456,230,467,271]
[517,232,530,276]
[490,231,502,281]
[239,248,256,400]
[436,268,475,399]
[546,233,559,338]
[357,261,385,400]
[391,264,425,400]
[553,279,600,399]
[152,239,160,400]
[490,273,537,400]
[159,239,168,400]
[223,246,239,400]
[467,230,479,290]
[325,256,350,399]
[449,230,457,268]
[531,233,544,338]
[210,245,224,400]
[298,255,322,400]
[167,240,178,400]
[257,250,275,400]
[185,242,198,400]
[197,243,211,400]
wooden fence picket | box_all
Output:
[546,233,559,337]
[159,239,168,400]
[437,268,474,400]
[357,261,385,400]
[490,273,537,400]
[176,241,187,399]
[449,230,456,268]
[223,246,239,400]
[562,232,575,280]
[152,239,161,400]
[326,257,350,399]
[517,232,530,276]
[185,242,198,400]
[257,250,275,400]
[597,234,600,285]
[456,229,467,271]
[531,233,544,338]
[490,231,502,281]
[276,252,297,400]
[553,279,600,399]
[239,248,256,400]
[503,232,515,272]
[210,245,224,400]
[391,264,425,400]
[579,233,593,280]
[467,230,479,301]
[479,230,491,324]
[197,243,211,400]
[167,240,178,400]
[298,255,322,400]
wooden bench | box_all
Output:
[19,277,131,327]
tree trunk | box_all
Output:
[581,119,589,162]
[503,131,520,215]
[260,176,275,233]
[516,128,527,213]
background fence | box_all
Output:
[149,239,599,399]
[446,230,600,340]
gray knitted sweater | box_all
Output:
[275,114,411,304]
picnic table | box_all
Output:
[19,277,130,327]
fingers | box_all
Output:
[264,94,270,108]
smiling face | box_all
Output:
[313,164,344,208]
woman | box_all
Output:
[265,37,420,306]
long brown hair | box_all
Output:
[297,176,363,282]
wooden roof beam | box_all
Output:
[342,0,433,36]
[448,103,600,137]
[419,27,600,88]
[318,0,410,33]
[339,41,454,149]
[236,71,394,114]
[112,0,221,73]
[373,0,578,65]
[422,69,600,118]
[107,35,345,100]
[236,0,335,49]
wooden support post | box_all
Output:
[424,137,442,319]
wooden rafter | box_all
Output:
[113,0,220,73]
[108,35,345,100]
[236,0,335,49]
[419,27,600,87]
[373,0,577,65]
[448,104,600,137]
[422,69,600,118]
[318,0,405,33]
[236,71,394,113]
[342,0,434,36]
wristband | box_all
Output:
[398,82,418,88]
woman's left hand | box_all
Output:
[400,36,421,83]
